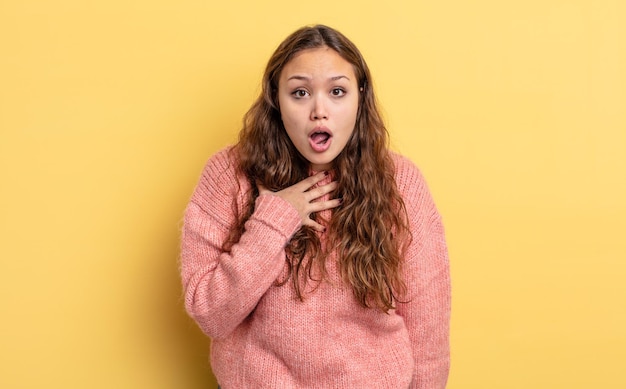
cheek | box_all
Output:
[280,111,295,130]
[343,99,359,128]
[280,105,305,127]
[280,110,300,137]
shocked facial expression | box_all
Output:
[278,47,360,172]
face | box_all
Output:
[277,47,360,171]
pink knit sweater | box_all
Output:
[180,147,450,388]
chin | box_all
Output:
[309,158,336,170]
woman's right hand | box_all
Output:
[257,171,341,232]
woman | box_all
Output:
[180,25,450,388]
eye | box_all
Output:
[292,89,309,98]
[330,88,346,97]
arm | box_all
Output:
[395,162,451,389]
[180,151,301,339]
[180,150,341,339]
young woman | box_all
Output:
[180,25,450,388]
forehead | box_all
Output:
[280,47,356,80]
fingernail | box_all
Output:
[338,198,343,204]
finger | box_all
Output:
[305,181,338,201]
[302,218,326,232]
[296,171,329,191]
[308,198,342,213]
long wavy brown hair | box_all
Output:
[224,25,411,312]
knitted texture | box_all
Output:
[180,147,450,389]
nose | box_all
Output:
[310,95,328,120]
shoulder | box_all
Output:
[389,151,427,198]
[201,146,239,178]
[190,146,248,212]
[389,151,440,221]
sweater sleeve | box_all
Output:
[180,149,302,339]
[394,156,451,389]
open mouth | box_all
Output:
[310,130,331,145]
[308,129,333,152]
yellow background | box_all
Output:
[1,1,624,388]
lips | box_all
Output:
[308,127,333,152]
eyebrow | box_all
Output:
[286,75,351,82]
